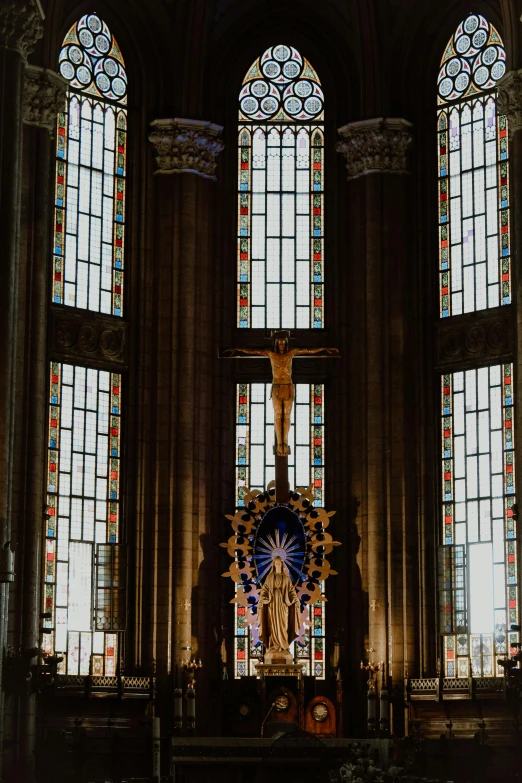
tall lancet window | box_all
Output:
[437,14,518,678]
[233,46,327,679]
[237,45,324,329]
[56,13,127,314]
[437,13,508,316]
[43,13,127,677]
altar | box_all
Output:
[171,737,392,783]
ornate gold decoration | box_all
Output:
[337,118,413,180]
[222,483,340,662]
[312,702,329,722]
[256,663,304,678]
[23,65,67,134]
[148,118,224,180]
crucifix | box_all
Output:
[221,331,339,502]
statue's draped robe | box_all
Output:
[258,570,300,651]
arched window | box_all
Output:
[437,14,518,678]
[55,13,127,314]
[437,13,508,316]
[233,46,327,679]
[237,44,324,329]
[43,14,127,677]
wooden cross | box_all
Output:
[220,331,339,502]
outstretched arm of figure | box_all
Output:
[220,348,270,358]
[293,347,340,356]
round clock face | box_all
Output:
[238,702,251,719]
[275,694,290,711]
[312,702,329,722]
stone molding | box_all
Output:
[0,0,44,59]
[336,117,413,180]
[50,305,128,370]
[436,308,512,371]
[148,118,224,180]
[497,70,522,138]
[23,65,67,134]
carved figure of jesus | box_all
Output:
[223,332,338,456]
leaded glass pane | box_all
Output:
[441,366,517,676]
[44,363,121,675]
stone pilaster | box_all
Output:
[0,0,44,776]
[146,120,223,726]
[149,118,224,180]
[13,66,66,782]
[23,65,67,134]
[337,118,417,729]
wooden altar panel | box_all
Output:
[305,695,336,737]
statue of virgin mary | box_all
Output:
[257,556,301,664]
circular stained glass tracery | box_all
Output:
[437,13,505,104]
[239,44,324,121]
[59,13,127,104]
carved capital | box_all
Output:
[336,117,413,180]
[497,70,522,137]
[148,118,224,180]
[0,0,44,59]
[50,305,128,370]
[24,66,67,134]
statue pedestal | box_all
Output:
[262,650,294,666]
[256,663,304,679]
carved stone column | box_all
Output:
[337,118,416,728]
[146,119,223,722]
[8,65,67,782]
[498,73,522,622]
[0,0,44,773]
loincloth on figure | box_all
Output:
[270,383,295,402]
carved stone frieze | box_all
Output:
[336,117,413,180]
[23,65,67,134]
[497,70,522,137]
[148,118,224,180]
[0,0,44,59]
[50,305,128,370]
[436,308,512,370]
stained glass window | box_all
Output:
[437,14,509,316]
[54,13,127,315]
[441,365,518,676]
[238,45,324,329]
[234,382,326,678]
[44,362,121,676]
